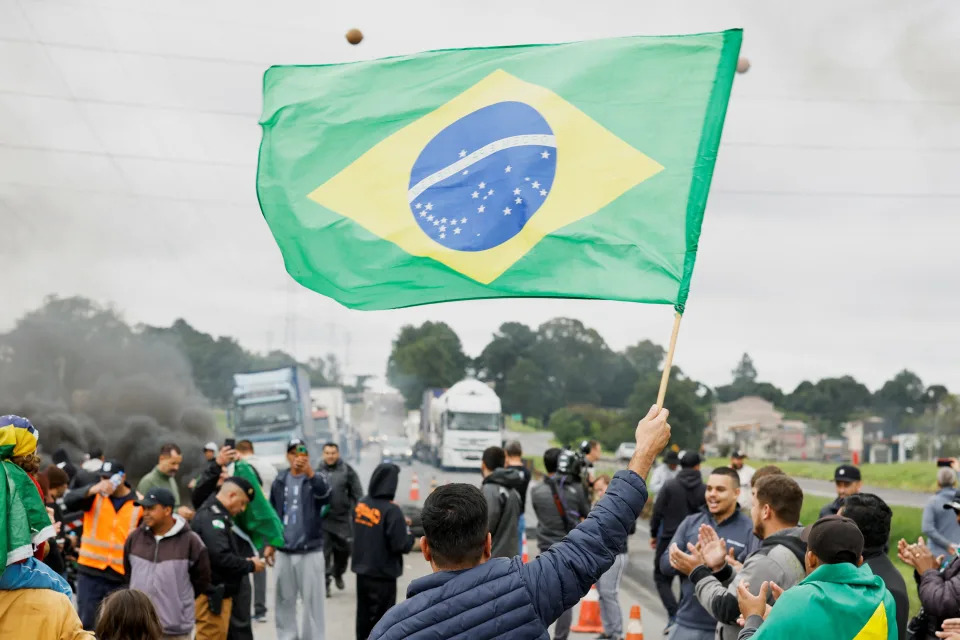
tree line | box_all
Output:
[386,319,958,453]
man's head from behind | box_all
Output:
[705,467,740,519]
[543,447,562,474]
[421,483,491,572]
[938,467,957,489]
[802,515,864,574]
[751,475,803,539]
[838,492,892,551]
[481,446,505,478]
[236,439,255,457]
[156,443,182,476]
[504,440,523,462]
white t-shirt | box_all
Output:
[735,464,756,509]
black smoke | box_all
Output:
[0,296,218,487]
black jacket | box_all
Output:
[482,468,523,558]
[191,499,254,597]
[531,474,590,552]
[863,547,907,640]
[320,459,363,538]
[191,459,224,510]
[915,553,960,639]
[649,468,706,542]
[506,463,532,511]
[818,496,844,519]
[351,464,415,579]
[269,469,331,553]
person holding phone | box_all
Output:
[269,439,332,640]
[63,460,143,630]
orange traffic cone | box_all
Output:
[521,531,529,563]
[625,605,644,640]
[570,585,603,632]
[409,472,420,501]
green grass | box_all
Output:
[705,458,938,493]
[504,419,541,434]
[801,495,922,617]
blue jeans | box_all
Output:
[77,572,123,630]
[517,513,526,557]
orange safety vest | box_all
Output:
[77,494,142,574]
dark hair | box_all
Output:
[89,447,104,460]
[36,470,50,498]
[95,589,163,640]
[709,466,741,487]
[159,443,181,457]
[422,483,488,567]
[587,439,600,451]
[236,439,254,454]
[543,448,562,474]
[45,464,69,489]
[482,446,505,471]
[840,493,892,549]
[751,465,785,487]
[323,442,339,450]
[504,440,523,457]
[755,475,803,525]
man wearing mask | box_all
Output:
[138,443,195,520]
[320,442,363,595]
[269,439,332,640]
[63,460,143,630]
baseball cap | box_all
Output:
[942,490,960,512]
[287,437,307,453]
[731,449,748,459]
[99,460,124,477]
[679,451,701,468]
[203,441,218,453]
[136,487,175,508]
[226,476,257,502]
[834,464,861,483]
[802,515,864,564]
[664,450,680,465]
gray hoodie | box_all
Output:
[692,526,806,640]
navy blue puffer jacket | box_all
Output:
[370,469,648,640]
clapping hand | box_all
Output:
[668,541,704,576]
[698,524,729,572]
[937,619,960,639]
[899,536,942,573]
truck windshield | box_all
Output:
[448,412,499,431]
[238,400,293,428]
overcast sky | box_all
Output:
[1,0,958,395]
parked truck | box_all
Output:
[310,387,354,457]
[229,365,315,469]
[418,379,503,470]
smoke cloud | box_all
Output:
[0,296,218,488]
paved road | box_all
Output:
[249,442,666,639]
[790,476,928,508]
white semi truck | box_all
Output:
[420,379,504,470]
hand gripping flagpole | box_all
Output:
[656,311,683,411]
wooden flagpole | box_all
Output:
[656,311,683,410]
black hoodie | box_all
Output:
[351,463,416,579]
[481,467,523,558]
[649,468,707,542]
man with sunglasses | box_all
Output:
[269,439,332,640]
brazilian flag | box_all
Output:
[257,30,741,311]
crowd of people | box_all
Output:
[6,408,960,640]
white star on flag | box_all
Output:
[504,165,512,173]
[433,219,439,226]
[460,217,467,223]
[503,207,511,215]
[425,203,433,211]
[541,150,550,159]
[415,203,422,209]
[478,205,485,213]
[440,217,447,223]
[540,189,548,196]
[440,233,446,238]
[419,211,426,217]
[462,170,469,175]
[531,181,540,189]
[459,150,467,158]
[454,227,461,234]
[478,182,486,189]
[440,225,446,232]
[515,197,522,204]
[471,191,479,198]
[487,189,494,196]
[513,188,521,195]
[427,214,434,221]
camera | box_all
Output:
[557,447,586,481]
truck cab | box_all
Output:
[430,379,503,470]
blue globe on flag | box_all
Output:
[407,101,557,251]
